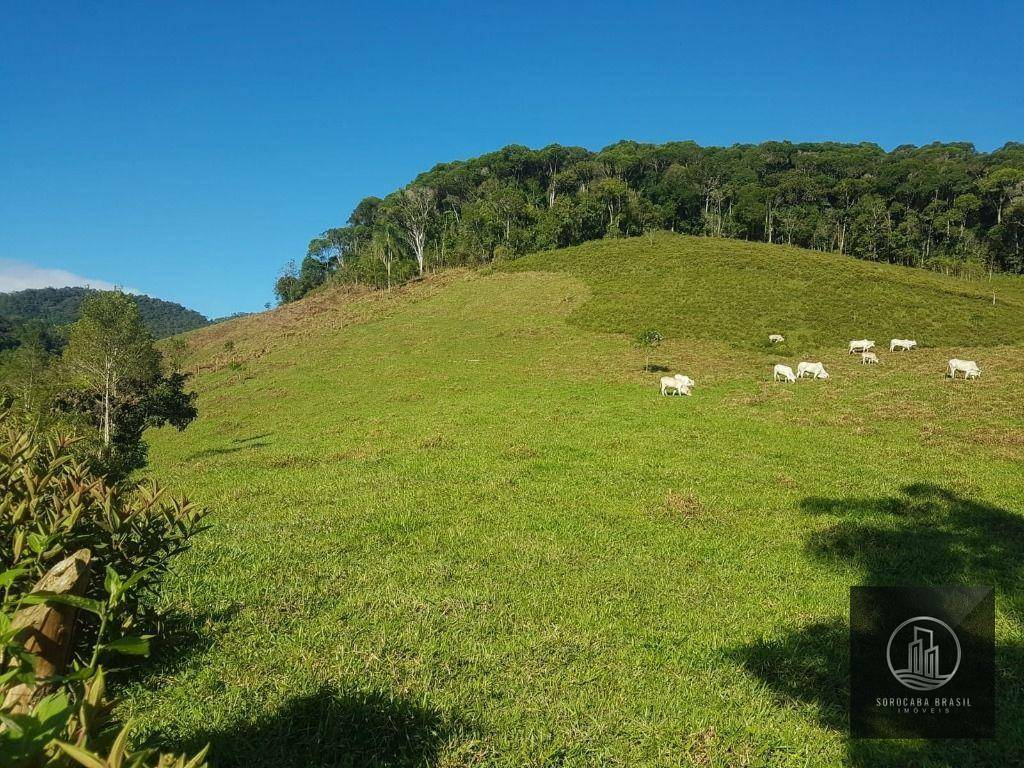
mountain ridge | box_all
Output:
[0,286,210,339]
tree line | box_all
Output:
[277,140,1024,303]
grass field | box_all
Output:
[129,234,1024,767]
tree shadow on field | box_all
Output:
[727,484,1024,766]
[158,685,469,768]
[727,619,849,732]
[803,484,1024,614]
[233,432,272,443]
[118,605,240,686]
[186,441,267,460]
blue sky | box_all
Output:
[2,1,1021,318]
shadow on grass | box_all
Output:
[727,619,849,732]
[232,432,273,443]
[803,483,1024,614]
[158,685,468,768]
[118,605,240,685]
[727,484,1024,766]
[187,441,268,460]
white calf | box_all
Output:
[890,338,918,352]
[861,351,879,364]
[947,359,981,379]
[768,334,785,344]
[849,339,875,354]
[660,376,691,396]
[773,364,797,383]
[674,374,695,389]
[797,362,829,380]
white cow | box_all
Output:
[773,364,797,383]
[660,376,691,396]
[797,362,830,380]
[947,359,981,379]
[890,338,918,352]
[674,373,695,389]
[849,339,875,354]
[861,351,879,364]
[768,334,785,344]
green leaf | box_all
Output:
[104,635,151,656]
[0,667,36,687]
[21,591,104,615]
[108,721,132,768]
[26,532,50,554]
[0,711,25,736]
[33,691,72,728]
[55,741,108,768]
[121,566,154,592]
[105,565,124,603]
[58,666,96,682]
[0,567,28,588]
[184,744,211,768]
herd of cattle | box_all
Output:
[659,335,983,395]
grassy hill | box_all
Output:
[0,286,209,338]
[132,237,1024,767]
[505,233,1024,349]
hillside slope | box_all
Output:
[132,238,1024,767]
[0,286,209,338]
[505,233,1024,349]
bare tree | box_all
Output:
[372,230,398,291]
[395,186,436,276]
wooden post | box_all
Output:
[2,549,92,714]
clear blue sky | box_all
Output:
[2,1,1021,318]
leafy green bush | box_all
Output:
[0,415,206,640]
[634,328,663,371]
[0,412,209,766]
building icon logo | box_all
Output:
[886,616,961,691]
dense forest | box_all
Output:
[278,140,1024,303]
[0,286,209,344]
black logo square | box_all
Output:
[850,586,994,739]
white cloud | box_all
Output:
[0,260,140,295]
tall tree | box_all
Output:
[394,186,436,276]
[982,168,1024,225]
[57,293,197,479]
[0,336,53,419]
[372,228,399,290]
[62,293,160,449]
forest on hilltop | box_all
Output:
[278,140,1024,303]
[0,286,209,345]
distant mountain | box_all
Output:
[0,287,210,339]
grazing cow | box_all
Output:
[861,351,879,364]
[947,359,981,379]
[849,339,875,354]
[773,364,797,383]
[674,373,695,389]
[660,376,691,396]
[890,338,918,352]
[768,334,785,344]
[797,362,830,379]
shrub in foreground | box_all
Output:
[0,412,209,767]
